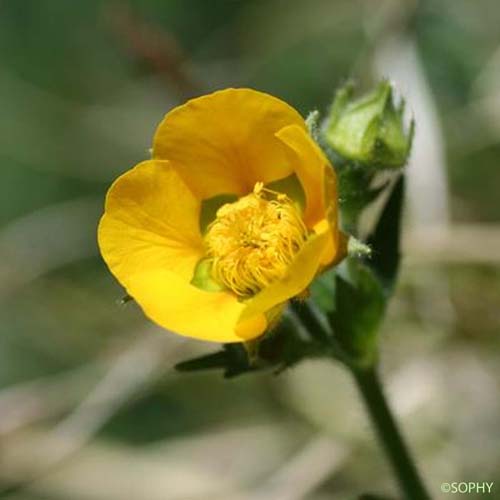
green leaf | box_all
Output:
[366,175,404,294]
[174,309,329,378]
[336,163,377,233]
[309,267,336,314]
[328,261,386,367]
[175,351,231,372]
[175,343,252,378]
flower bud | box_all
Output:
[324,80,414,168]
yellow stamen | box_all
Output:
[204,183,308,297]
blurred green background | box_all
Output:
[1,1,500,499]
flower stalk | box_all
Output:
[351,365,431,500]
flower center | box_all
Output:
[204,182,308,297]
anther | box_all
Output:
[204,182,308,297]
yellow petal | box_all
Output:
[124,269,267,342]
[276,124,341,265]
[98,160,203,285]
[275,124,331,226]
[98,159,267,342]
[153,88,305,199]
[238,224,331,325]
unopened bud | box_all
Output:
[325,80,414,168]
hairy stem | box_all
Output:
[352,366,431,500]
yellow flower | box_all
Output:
[98,88,345,343]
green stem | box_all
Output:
[352,366,431,500]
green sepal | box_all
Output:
[305,109,321,142]
[348,237,372,258]
[190,258,225,292]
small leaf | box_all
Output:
[175,351,230,372]
[175,343,253,378]
[174,310,329,378]
[366,175,404,294]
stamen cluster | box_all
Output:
[205,183,308,297]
